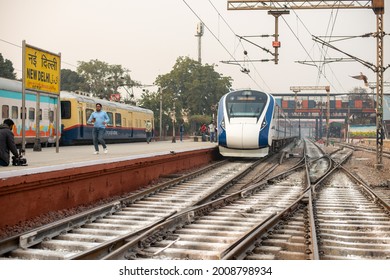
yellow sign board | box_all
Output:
[24,44,61,94]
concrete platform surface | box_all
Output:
[0,140,217,179]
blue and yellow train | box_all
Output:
[0,77,154,146]
[60,91,154,145]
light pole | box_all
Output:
[172,98,176,143]
[159,88,162,141]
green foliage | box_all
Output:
[189,115,212,134]
[61,69,85,91]
[0,53,16,79]
[145,56,231,134]
[77,59,139,100]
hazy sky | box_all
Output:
[1,0,389,98]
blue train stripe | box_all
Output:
[0,89,58,103]
[258,95,274,147]
[217,96,227,146]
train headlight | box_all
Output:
[260,119,267,130]
[221,118,225,130]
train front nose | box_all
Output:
[226,119,259,149]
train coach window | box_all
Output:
[2,105,9,118]
[12,106,18,119]
[20,107,27,119]
[85,109,93,122]
[29,108,35,120]
[49,110,54,122]
[115,113,122,126]
[106,112,114,126]
[61,101,71,119]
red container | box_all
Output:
[302,100,308,108]
[282,100,288,109]
[355,100,363,108]
[336,100,342,109]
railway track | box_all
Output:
[314,170,390,260]
[4,139,387,260]
[0,159,258,260]
[0,142,303,260]
[120,140,381,261]
[222,144,390,261]
[101,143,312,260]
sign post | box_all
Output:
[22,41,61,152]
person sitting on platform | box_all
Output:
[0,119,19,166]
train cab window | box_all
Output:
[39,109,43,121]
[12,106,18,119]
[29,108,35,120]
[61,101,71,119]
[226,91,266,120]
[115,113,122,126]
[106,112,113,126]
[2,105,9,118]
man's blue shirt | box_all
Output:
[88,111,110,128]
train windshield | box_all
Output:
[226,90,268,119]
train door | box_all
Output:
[128,112,133,138]
[78,104,84,138]
[122,117,127,138]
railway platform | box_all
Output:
[0,139,217,178]
[0,139,218,229]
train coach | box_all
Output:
[217,89,297,158]
[60,91,154,145]
[0,77,59,145]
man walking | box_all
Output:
[145,120,153,144]
[0,119,19,166]
[87,103,110,154]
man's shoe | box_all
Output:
[104,148,108,154]
[94,151,99,155]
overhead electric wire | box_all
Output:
[206,0,273,92]
[288,8,345,91]
[316,8,342,89]
[0,37,78,69]
[281,9,343,93]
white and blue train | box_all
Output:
[217,89,297,158]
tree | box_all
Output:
[61,69,85,91]
[149,56,231,134]
[77,59,139,100]
[0,53,16,79]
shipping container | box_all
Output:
[355,100,363,108]
[282,100,288,109]
[302,100,308,108]
[288,100,295,108]
[336,100,342,109]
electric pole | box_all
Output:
[228,0,385,168]
[195,22,204,63]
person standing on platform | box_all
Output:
[87,103,110,154]
[179,123,184,142]
[208,122,215,143]
[0,119,19,166]
[200,123,207,142]
[145,120,153,144]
